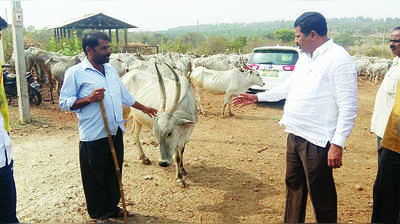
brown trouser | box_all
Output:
[284,133,337,223]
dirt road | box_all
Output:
[10,78,378,223]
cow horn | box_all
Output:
[165,63,181,114]
[154,63,167,112]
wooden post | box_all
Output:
[116,29,120,51]
[12,0,31,123]
[108,29,112,43]
[56,28,59,42]
[53,28,57,42]
[124,29,128,53]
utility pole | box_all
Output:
[11,0,30,123]
[0,30,5,64]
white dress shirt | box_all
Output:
[59,58,136,141]
[370,57,400,138]
[258,39,358,148]
[0,113,13,168]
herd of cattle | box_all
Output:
[7,47,391,187]
[353,55,392,84]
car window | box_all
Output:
[249,49,299,65]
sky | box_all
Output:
[0,0,399,31]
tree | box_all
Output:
[178,32,206,49]
[200,36,230,55]
[231,36,247,53]
[273,28,294,43]
[333,33,359,48]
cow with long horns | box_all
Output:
[122,63,198,187]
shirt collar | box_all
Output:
[393,56,400,66]
[82,57,95,71]
[312,39,333,59]
[82,58,108,74]
[301,39,333,60]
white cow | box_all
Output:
[109,58,129,77]
[122,63,197,187]
[45,55,81,103]
[366,61,390,84]
[191,67,264,117]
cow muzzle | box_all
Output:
[159,160,171,167]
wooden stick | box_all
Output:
[99,100,128,223]
[256,146,269,153]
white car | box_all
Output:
[246,46,300,96]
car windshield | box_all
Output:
[249,49,299,65]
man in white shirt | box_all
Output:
[233,12,358,223]
[370,27,400,162]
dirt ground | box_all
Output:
[9,78,379,223]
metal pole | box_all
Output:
[11,0,31,123]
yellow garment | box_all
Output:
[0,66,10,132]
[382,81,400,153]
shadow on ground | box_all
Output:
[187,165,280,223]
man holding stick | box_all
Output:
[59,32,157,223]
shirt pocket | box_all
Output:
[79,81,101,98]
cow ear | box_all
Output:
[176,118,194,127]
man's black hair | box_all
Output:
[82,32,110,56]
[294,12,327,37]
[393,26,400,31]
[0,16,7,31]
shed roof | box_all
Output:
[54,13,137,30]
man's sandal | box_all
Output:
[108,207,135,218]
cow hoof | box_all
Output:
[142,158,151,165]
[177,179,188,188]
[229,113,234,117]
[180,167,187,176]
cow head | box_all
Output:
[246,69,265,87]
[153,63,195,167]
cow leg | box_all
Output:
[49,79,55,104]
[45,67,55,104]
[222,94,234,117]
[374,73,380,84]
[57,80,63,98]
[195,87,205,114]
[174,146,187,188]
[227,95,234,116]
[228,103,234,116]
[179,146,187,176]
[133,121,151,165]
